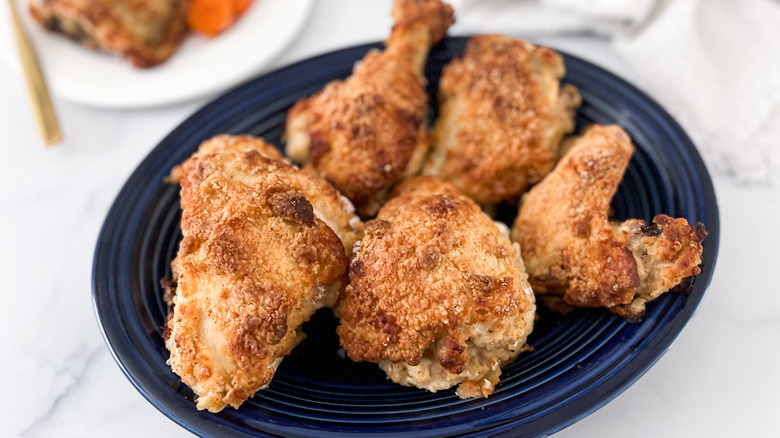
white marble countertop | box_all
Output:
[1,1,778,437]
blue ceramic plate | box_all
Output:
[93,37,719,437]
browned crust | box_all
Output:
[29,0,191,68]
[610,214,707,320]
[284,0,454,216]
[511,124,706,320]
[389,0,454,45]
[267,190,316,225]
[512,125,637,307]
[165,135,362,412]
[338,176,533,368]
[286,73,428,211]
[424,35,581,205]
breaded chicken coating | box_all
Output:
[337,176,535,398]
[423,35,581,206]
[285,0,454,216]
[511,125,706,321]
[29,0,191,68]
[164,135,363,412]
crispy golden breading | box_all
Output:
[337,176,535,398]
[511,125,706,320]
[165,135,363,412]
[29,0,190,68]
[423,35,581,205]
[285,0,454,216]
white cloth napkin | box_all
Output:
[449,0,780,184]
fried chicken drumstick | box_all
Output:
[337,176,535,398]
[511,125,706,321]
[285,0,454,216]
[423,35,581,205]
[164,135,362,412]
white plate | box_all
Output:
[0,0,313,108]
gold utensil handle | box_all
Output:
[9,0,61,145]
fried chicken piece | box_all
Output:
[285,0,454,216]
[511,125,707,321]
[423,35,581,206]
[165,135,363,412]
[29,0,191,68]
[337,176,535,398]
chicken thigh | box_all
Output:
[29,0,190,68]
[423,35,581,205]
[164,135,362,412]
[338,176,535,398]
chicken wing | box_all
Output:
[164,135,363,412]
[29,0,191,68]
[337,176,535,398]
[423,35,581,205]
[511,124,707,321]
[285,0,454,216]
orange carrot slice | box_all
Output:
[188,0,236,38]
[233,0,253,16]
